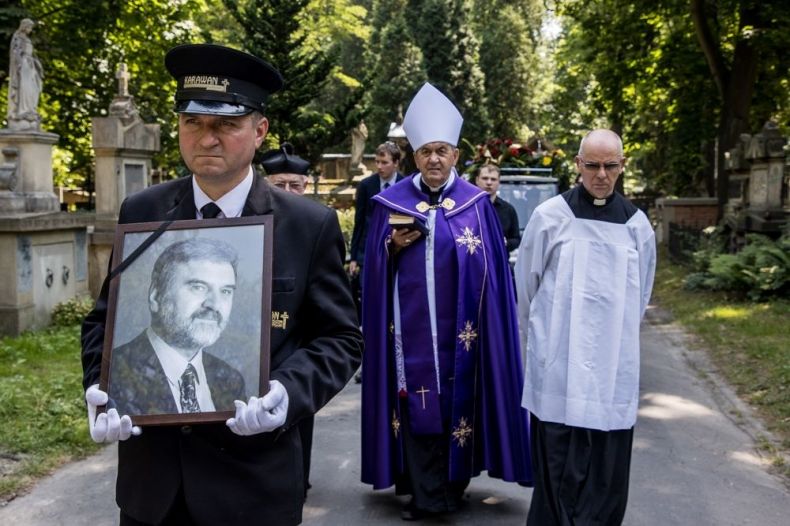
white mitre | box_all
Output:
[402,82,463,150]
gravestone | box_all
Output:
[0,20,90,335]
[724,121,788,235]
[89,63,160,297]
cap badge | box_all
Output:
[183,75,230,92]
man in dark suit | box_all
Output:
[81,44,362,526]
[476,164,521,252]
[108,238,247,416]
[348,141,404,276]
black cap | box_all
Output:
[165,44,283,116]
[260,143,310,175]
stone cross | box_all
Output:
[116,63,129,97]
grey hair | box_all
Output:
[150,238,238,300]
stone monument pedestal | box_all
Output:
[0,212,91,335]
[0,130,60,214]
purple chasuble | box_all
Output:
[360,173,533,489]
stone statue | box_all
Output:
[108,62,139,122]
[350,119,368,169]
[7,19,43,131]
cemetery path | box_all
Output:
[1,306,788,525]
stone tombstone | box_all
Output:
[0,214,91,334]
[350,119,368,174]
[747,121,786,211]
[90,62,160,297]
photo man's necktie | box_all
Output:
[201,202,222,219]
[383,182,390,190]
[179,363,201,413]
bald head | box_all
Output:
[578,129,624,158]
[575,129,625,199]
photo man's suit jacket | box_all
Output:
[81,171,363,526]
[108,331,246,416]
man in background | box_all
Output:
[260,141,320,499]
[515,129,655,525]
[349,141,404,275]
[475,163,521,252]
[260,142,310,194]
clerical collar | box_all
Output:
[579,183,615,206]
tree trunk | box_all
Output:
[692,0,761,221]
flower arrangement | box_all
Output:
[462,137,567,179]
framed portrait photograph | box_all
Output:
[99,216,273,426]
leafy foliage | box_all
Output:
[222,0,333,162]
[363,0,427,145]
[474,0,547,140]
[405,0,489,140]
[685,234,790,300]
[50,296,94,327]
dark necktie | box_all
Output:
[383,181,390,191]
[179,363,201,413]
[201,202,222,219]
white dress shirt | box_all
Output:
[193,167,253,219]
[147,328,216,413]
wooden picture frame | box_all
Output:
[99,216,273,426]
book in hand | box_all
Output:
[388,213,429,236]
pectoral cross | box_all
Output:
[416,386,430,410]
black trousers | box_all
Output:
[527,414,634,526]
[394,400,469,513]
[120,486,193,526]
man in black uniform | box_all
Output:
[81,44,363,526]
[475,163,521,253]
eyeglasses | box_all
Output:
[275,181,305,191]
[578,158,622,176]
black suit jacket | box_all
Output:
[349,172,403,263]
[493,196,522,252]
[81,172,363,526]
[108,331,246,416]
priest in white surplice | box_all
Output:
[515,129,656,526]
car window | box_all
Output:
[498,182,558,232]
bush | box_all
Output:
[684,234,790,300]
[336,208,355,253]
[51,296,95,327]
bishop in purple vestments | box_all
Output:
[360,83,532,521]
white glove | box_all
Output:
[86,384,141,443]
[226,380,289,436]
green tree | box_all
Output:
[222,0,335,162]
[363,0,426,146]
[405,0,490,141]
[474,0,545,140]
